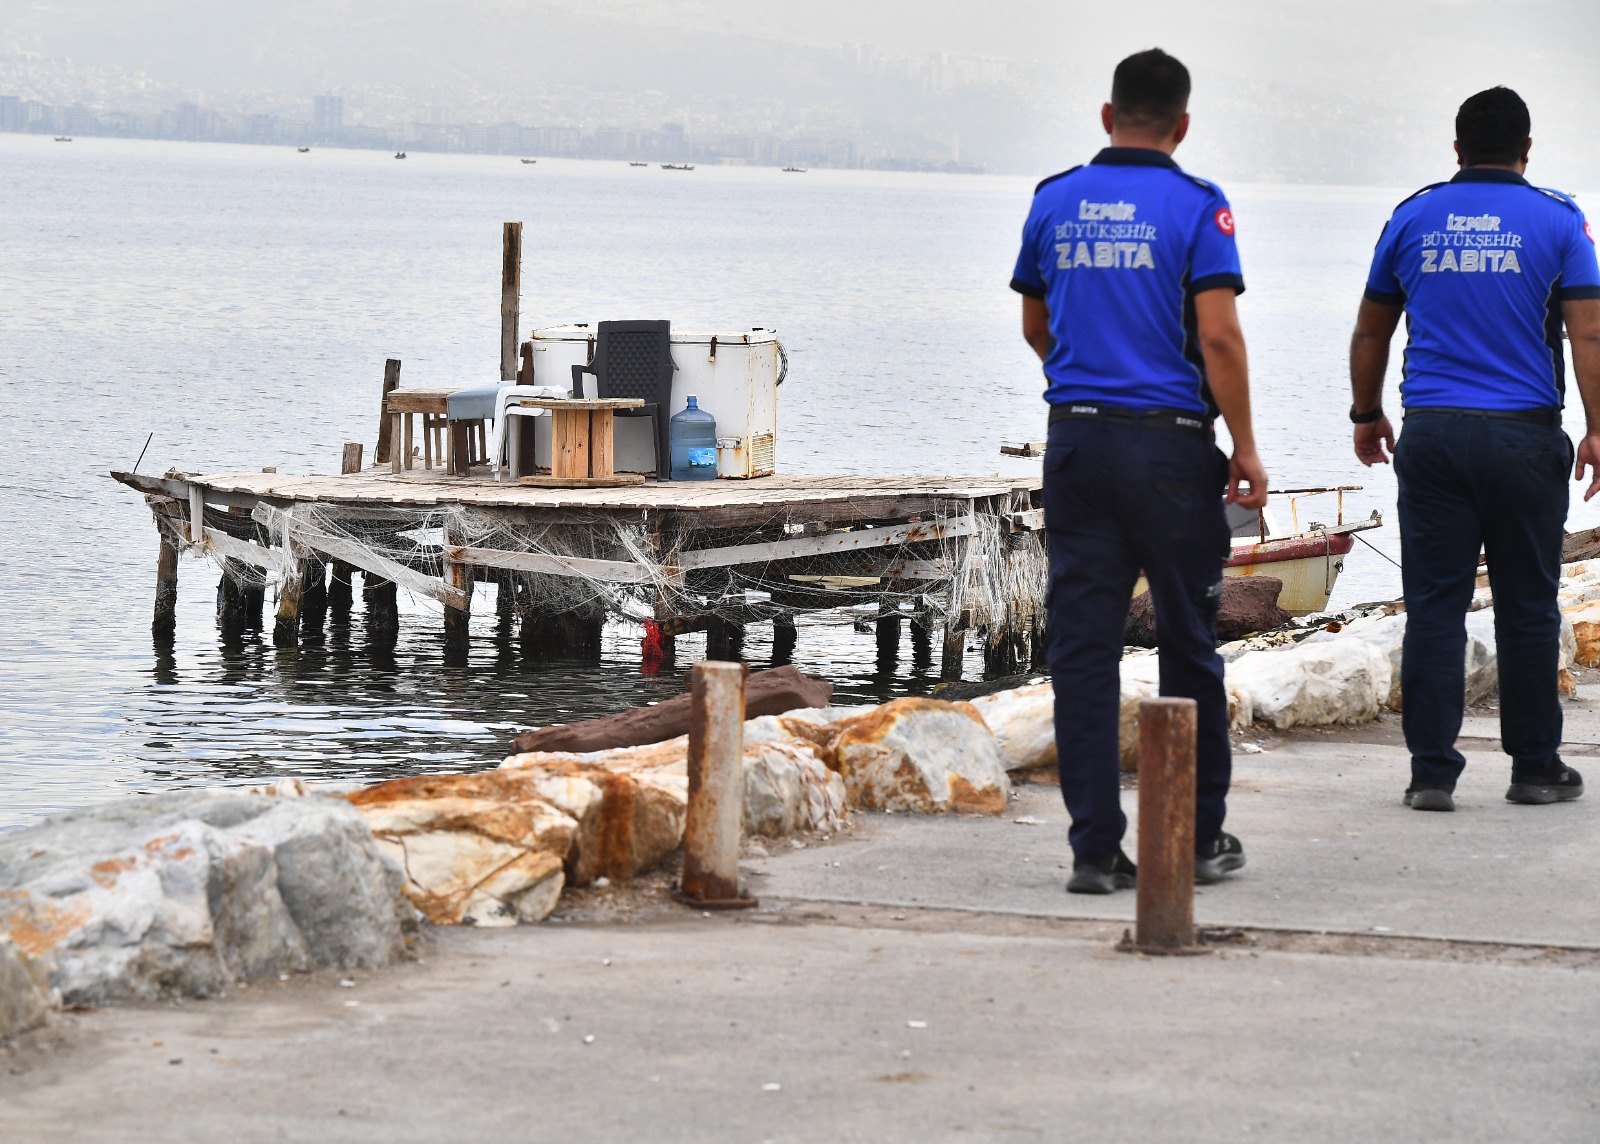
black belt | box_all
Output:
[1405,406,1560,427]
[1049,402,1213,435]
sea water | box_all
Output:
[1,132,1593,827]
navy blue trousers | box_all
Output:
[1043,416,1234,861]
[1395,412,1570,786]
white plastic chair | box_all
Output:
[491,385,569,481]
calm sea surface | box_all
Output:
[2,134,1594,829]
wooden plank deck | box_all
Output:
[114,468,1041,530]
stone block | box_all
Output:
[742,740,849,836]
[1226,639,1391,730]
[780,698,1010,814]
[347,771,577,924]
[0,793,412,1006]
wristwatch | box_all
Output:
[1349,404,1384,424]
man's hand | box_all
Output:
[1228,448,1269,509]
[1576,433,1600,501]
[1354,416,1396,466]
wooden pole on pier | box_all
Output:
[501,222,522,382]
[1133,697,1200,953]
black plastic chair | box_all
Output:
[571,320,677,480]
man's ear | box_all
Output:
[1453,139,1464,168]
[1101,102,1115,136]
[1172,112,1190,147]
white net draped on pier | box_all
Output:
[179,496,1046,646]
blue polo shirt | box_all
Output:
[1365,168,1600,410]
[1010,147,1245,415]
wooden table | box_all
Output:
[512,397,647,487]
[385,387,457,473]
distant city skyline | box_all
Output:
[2,1,1597,187]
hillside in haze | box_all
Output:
[2,0,1597,185]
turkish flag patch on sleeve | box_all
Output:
[1214,208,1235,235]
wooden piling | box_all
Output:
[771,614,797,666]
[363,574,400,649]
[679,661,754,908]
[875,604,902,675]
[341,441,364,474]
[909,616,934,674]
[299,558,328,642]
[329,442,362,616]
[273,554,307,649]
[217,560,250,642]
[377,359,402,468]
[443,526,473,659]
[153,533,178,640]
[705,617,744,663]
[940,623,965,682]
[502,222,522,382]
[1133,697,1199,952]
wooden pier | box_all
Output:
[115,464,1046,679]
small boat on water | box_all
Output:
[394,151,407,159]
[54,136,72,142]
[782,167,807,173]
[521,158,538,165]
[661,163,695,171]
[628,161,648,167]
[297,146,310,153]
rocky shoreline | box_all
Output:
[7,558,1599,1038]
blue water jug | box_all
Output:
[669,396,718,481]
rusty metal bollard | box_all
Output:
[1132,696,1201,953]
[677,660,757,909]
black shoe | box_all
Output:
[1066,848,1136,895]
[1507,761,1584,805]
[1404,783,1455,812]
[1195,833,1246,884]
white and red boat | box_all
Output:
[1217,487,1383,615]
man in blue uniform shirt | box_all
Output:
[1350,86,1600,812]
[1012,49,1268,894]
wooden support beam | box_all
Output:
[250,504,468,611]
[705,617,744,663]
[875,607,903,675]
[910,616,934,673]
[1003,508,1045,533]
[188,484,205,545]
[153,533,178,641]
[675,515,979,572]
[450,545,673,586]
[502,222,522,381]
[376,359,402,465]
[342,442,364,474]
[217,561,249,644]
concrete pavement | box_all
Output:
[5,694,1600,1141]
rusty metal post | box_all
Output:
[679,660,755,908]
[1134,697,1199,952]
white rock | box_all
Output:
[0,793,413,1006]
[783,698,1011,814]
[741,740,849,837]
[1226,639,1391,730]
[970,682,1054,773]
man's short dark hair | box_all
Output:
[1455,87,1531,166]
[1111,49,1191,133]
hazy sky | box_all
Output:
[3,0,1597,184]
